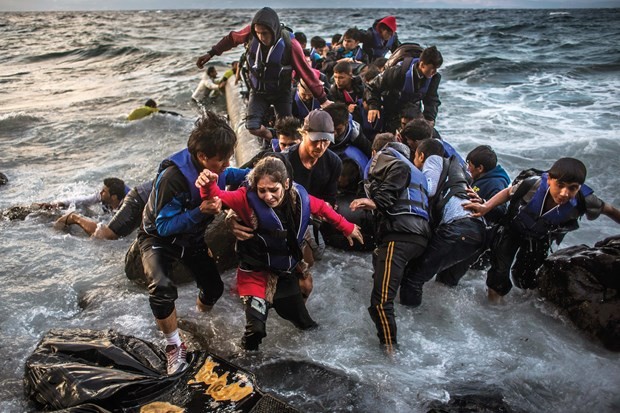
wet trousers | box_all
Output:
[401,218,486,307]
[369,240,426,347]
[242,275,317,350]
[139,235,223,320]
[486,226,551,296]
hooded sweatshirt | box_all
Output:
[472,164,511,223]
[206,7,326,102]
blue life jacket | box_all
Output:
[357,101,383,139]
[400,58,431,104]
[371,28,395,58]
[271,138,281,152]
[293,90,320,120]
[330,115,357,152]
[511,173,593,239]
[440,140,466,166]
[238,183,311,272]
[369,147,430,220]
[246,31,293,93]
[162,149,201,208]
[340,145,370,178]
[340,45,364,61]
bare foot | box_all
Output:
[487,287,503,304]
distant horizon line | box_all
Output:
[1,6,618,12]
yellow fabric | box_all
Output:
[127,106,159,121]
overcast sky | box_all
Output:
[1,0,616,12]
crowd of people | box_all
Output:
[39,7,620,374]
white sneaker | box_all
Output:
[165,342,188,375]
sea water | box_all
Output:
[1,8,619,412]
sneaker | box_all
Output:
[165,342,188,375]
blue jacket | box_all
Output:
[472,164,510,223]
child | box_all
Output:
[350,139,431,351]
[464,157,620,302]
[466,145,510,224]
[196,155,363,350]
[328,61,366,125]
[323,28,369,79]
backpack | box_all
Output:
[384,43,424,70]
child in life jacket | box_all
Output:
[196,155,363,350]
[464,157,620,302]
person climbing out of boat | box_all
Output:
[463,157,620,303]
[365,45,442,133]
[399,139,486,308]
[359,16,401,63]
[196,7,332,144]
[127,99,181,121]
[195,155,363,351]
[350,136,431,353]
[138,111,237,375]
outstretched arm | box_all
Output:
[463,186,512,217]
[602,202,620,224]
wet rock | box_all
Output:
[425,383,522,413]
[0,172,8,186]
[537,235,620,351]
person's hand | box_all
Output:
[200,197,222,215]
[350,198,376,211]
[466,188,483,203]
[53,211,76,230]
[196,52,212,69]
[33,202,60,210]
[225,210,254,240]
[367,109,380,123]
[462,201,488,217]
[320,99,334,109]
[195,169,218,188]
[346,224,364,246]
[298,272,313,302]
[347,103,356,113]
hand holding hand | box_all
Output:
[195,169,218,188]
[200,197,222,215]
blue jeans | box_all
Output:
[400,218,486,306]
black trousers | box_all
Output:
[401,218,486,306]
[368,240,427,347]
[242,275,317,351]
[139,235,223,320]
[245,89,293,131]
[486,226,550,296]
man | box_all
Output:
[366,46,443,133]
[54,180,153,240]
[196,7,332,143]
[139,111,236,375]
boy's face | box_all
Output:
[378,26,393,41]
[418,61,438,79]
[278,134,300,152]
[547,177,581,206]
[253,24,273,46]
[198,151,232,175]
[342,37,358,51]
[333,71,352,89]
[413,149,425,169]
[297,83,313,102]
[467,161,484,180]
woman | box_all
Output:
[196,155,363,350]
